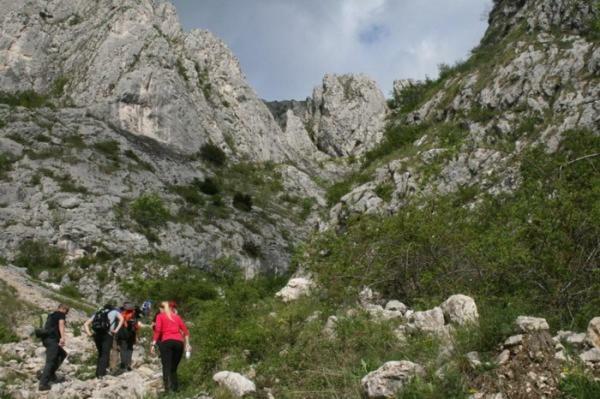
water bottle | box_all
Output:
[185,348,191,359]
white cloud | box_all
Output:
[172,0,493,100]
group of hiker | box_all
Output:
[37,300,191,394]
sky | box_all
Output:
[171,0,494,100]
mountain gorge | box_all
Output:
[0,0,599,398]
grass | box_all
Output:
[0,281,22,344]
[0,153,15,180]
[93,139,120,163]
[0,90,52,108]
[14,240,65,278]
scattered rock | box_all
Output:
[385,300,408,314]
[361,361,424,398]
[503,334,524,347]
[515,316,549,333]
[322,316,338,339]
[213,371,256,397]
[586,317,600,349]
[495,350,510,365]
[407,307,445,334]
[440,294,479,325]
[580,348,600,363]
[466,351,482,368]
[275,277,314,302]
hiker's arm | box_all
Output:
[58,319,66,346]
[179,318,191,350]
[112,312,124,334]
[83,318,93,337]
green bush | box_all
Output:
[242,241,261,258]
[199,143,226,167]
[130,193,171,229]
[0,90,51,108]
[0,153,15,180]
[170,184,205,206]
[59,284,82,299]
[194,177,220,195]
[93,140,120,162]
[14,240,65,276]
[50,76,69,98]
[363,124,427,168]
[233,192,253,211]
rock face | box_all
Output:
[309,74,388,157]
[213,371,256,397]
[361,361,425,398]
[0,0,286,161]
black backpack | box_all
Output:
[34,313,51,339]
[91,308,112,334]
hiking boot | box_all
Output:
[39,384,51,391]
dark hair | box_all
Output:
[103,303,115,310]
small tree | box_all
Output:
[199,143,226,167]
[130,194,171,229]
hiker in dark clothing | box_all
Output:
[116,302,142,372]
[39,304,69,391]
[83,303,124,378]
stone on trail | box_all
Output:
[213,371,256,397]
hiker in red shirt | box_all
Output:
[150,301,190,393]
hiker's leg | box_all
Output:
[39,339,59,386]
[124,336,135,368]
[118,338,127,368]
[50,346,67,378]
[97,333,113,377]
[169,341,184,392]
[158,341,172,391]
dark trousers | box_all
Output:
[117,334,135,369]
[40,338,67,386]
[158,340,183,392]
[93,332,113,377]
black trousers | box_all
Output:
[93,332,113,377]
[158,340,184,392]
[117,334,135,369]
[40,338,67,385]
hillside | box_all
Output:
[1,0,600,398]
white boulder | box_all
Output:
[275,277,314,302]
[361,361,424,398]
[213,371,256,397]
[515,316,549,333]
[440,295,479,325]
[586,317,600,349]
[407,307,445,334]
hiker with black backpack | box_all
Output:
[37,303,70,391]
[83,303,124,378]
[116,301,142,373]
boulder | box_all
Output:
[358,287,383,307]
[385,300,408,314]
[515,316,549,333]
[579,348,600,363]
[213,371,256,397]
[586,317,600,349]
[503,334,524,347]
[361,361,424,398]
[440,294,479,325]
[407,307,445,333]
[322,316,339,339]
[275,277,314,302]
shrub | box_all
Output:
[50,76,69,98]
[170,184,205,206]
[0,153,15,180]
[363,124,427,168]
[93,140,120,162]
[130,193,171,229]
[242,241,262,258]
[56,174,88,194]
[0,90,51,108]
[233,192,253,212]
[194,177,220,195]
[14,240,64,276]
[59,284,82,299]
[559,371,600,399]
[199,143,226,167]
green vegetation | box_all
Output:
[199,143,227,167]
[93,139,120,163]
[232,192,253,212]
[0,90,51,108]
[0,153,15,180]
[309,130,600,329]
[0,281,21,344]
[363,124,427,168]
[14,240,65,278]
[170,184,205,206]
[56,173,88,194]
[58,284,82,300]
[176,58,189,82]
[50,76,69,98]
[196,177,220,195]
[559,370,600,399]
[130,193,171,228]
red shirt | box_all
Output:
[153,313,189,343]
